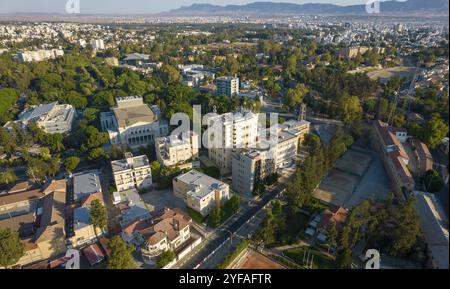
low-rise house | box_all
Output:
[155,131,199,169]
[113,188,151,228]
[0,180,67,267]
[4,102,75,134]
[111,153,152,192]
[69,192,107,248]
[72,170,102,202]
[173,170,230,217]
[121,207,192,265]
[413,139,434,176]
[316,206,349,242]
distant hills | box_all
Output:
[167,0,449,16]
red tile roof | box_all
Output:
[82,243,105,266]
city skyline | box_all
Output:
[0,0,379,14]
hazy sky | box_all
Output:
[0,0,372,14]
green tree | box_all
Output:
[207,206,222,228]
[0,170,17,186]
[157,250,176,268]
[160,64,182,83]
[107,236,135,269]
[336,248,352,269]
[302,133,322,155]
[283,84,309,110]
[89,199,108,236]
[422,114,448,149]
[339,95,362,125]
[0,228,25,268]
[422,169,444,193]
[64,156,80,174]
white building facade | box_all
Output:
[111,153,153,192]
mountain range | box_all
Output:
[166,0,449,16]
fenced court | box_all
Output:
[335,149,373,177]
[313,147,381,208]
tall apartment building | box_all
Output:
[173,170,230,217]
[156,131,199,169]
[232,120,310,194]
[100,96,168,149]
[4,102,76,134]
[232,143,275,195]
[275,120,310,169]
[217,76,239,96]
[206,111,259,173]
[111,153,153,192]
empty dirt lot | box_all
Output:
[230,248,287,269]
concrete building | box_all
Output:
[121,207,192,265]
[0,180,67,267]
[272,119,310,169]
[90,39,105,50]
[412,139,434,176]
[232,120,310,194]
[173,170,230,217]
[100,96,168,149]
[206,111,259,173]
[232,144,275,195]
[217,76,240,96]
[111,153,152,192]
[179,64,215,87]
[5,102,75,134]
[122,53,150,67]
[412,191,449,269]
[156,131,199,169]
[17,49,64,62]
[113,188,151,228]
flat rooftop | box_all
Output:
[175,170,227,199]
[111,155,150,173]
[113,105,157,128]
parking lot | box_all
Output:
[140,189,187,214]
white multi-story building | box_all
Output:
[100,96,168,149]
[232,144,275,195]
[17,49,64,62]
[274,120,310,169]
[173,170,230,217]
[156,131,199,169]
[217,76,239,96]
[206,111,259,173]
[232,120,310,194]
[90,39,105,50]
[4,101,75,134]
[111,153,153,192]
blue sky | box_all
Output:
[0,0,372,14]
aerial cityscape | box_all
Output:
[0,0,448,275]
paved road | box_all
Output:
[176,183,286,269]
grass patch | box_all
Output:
[285,211,310,238]
[284,248,336,269]
[217,240,249,269]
